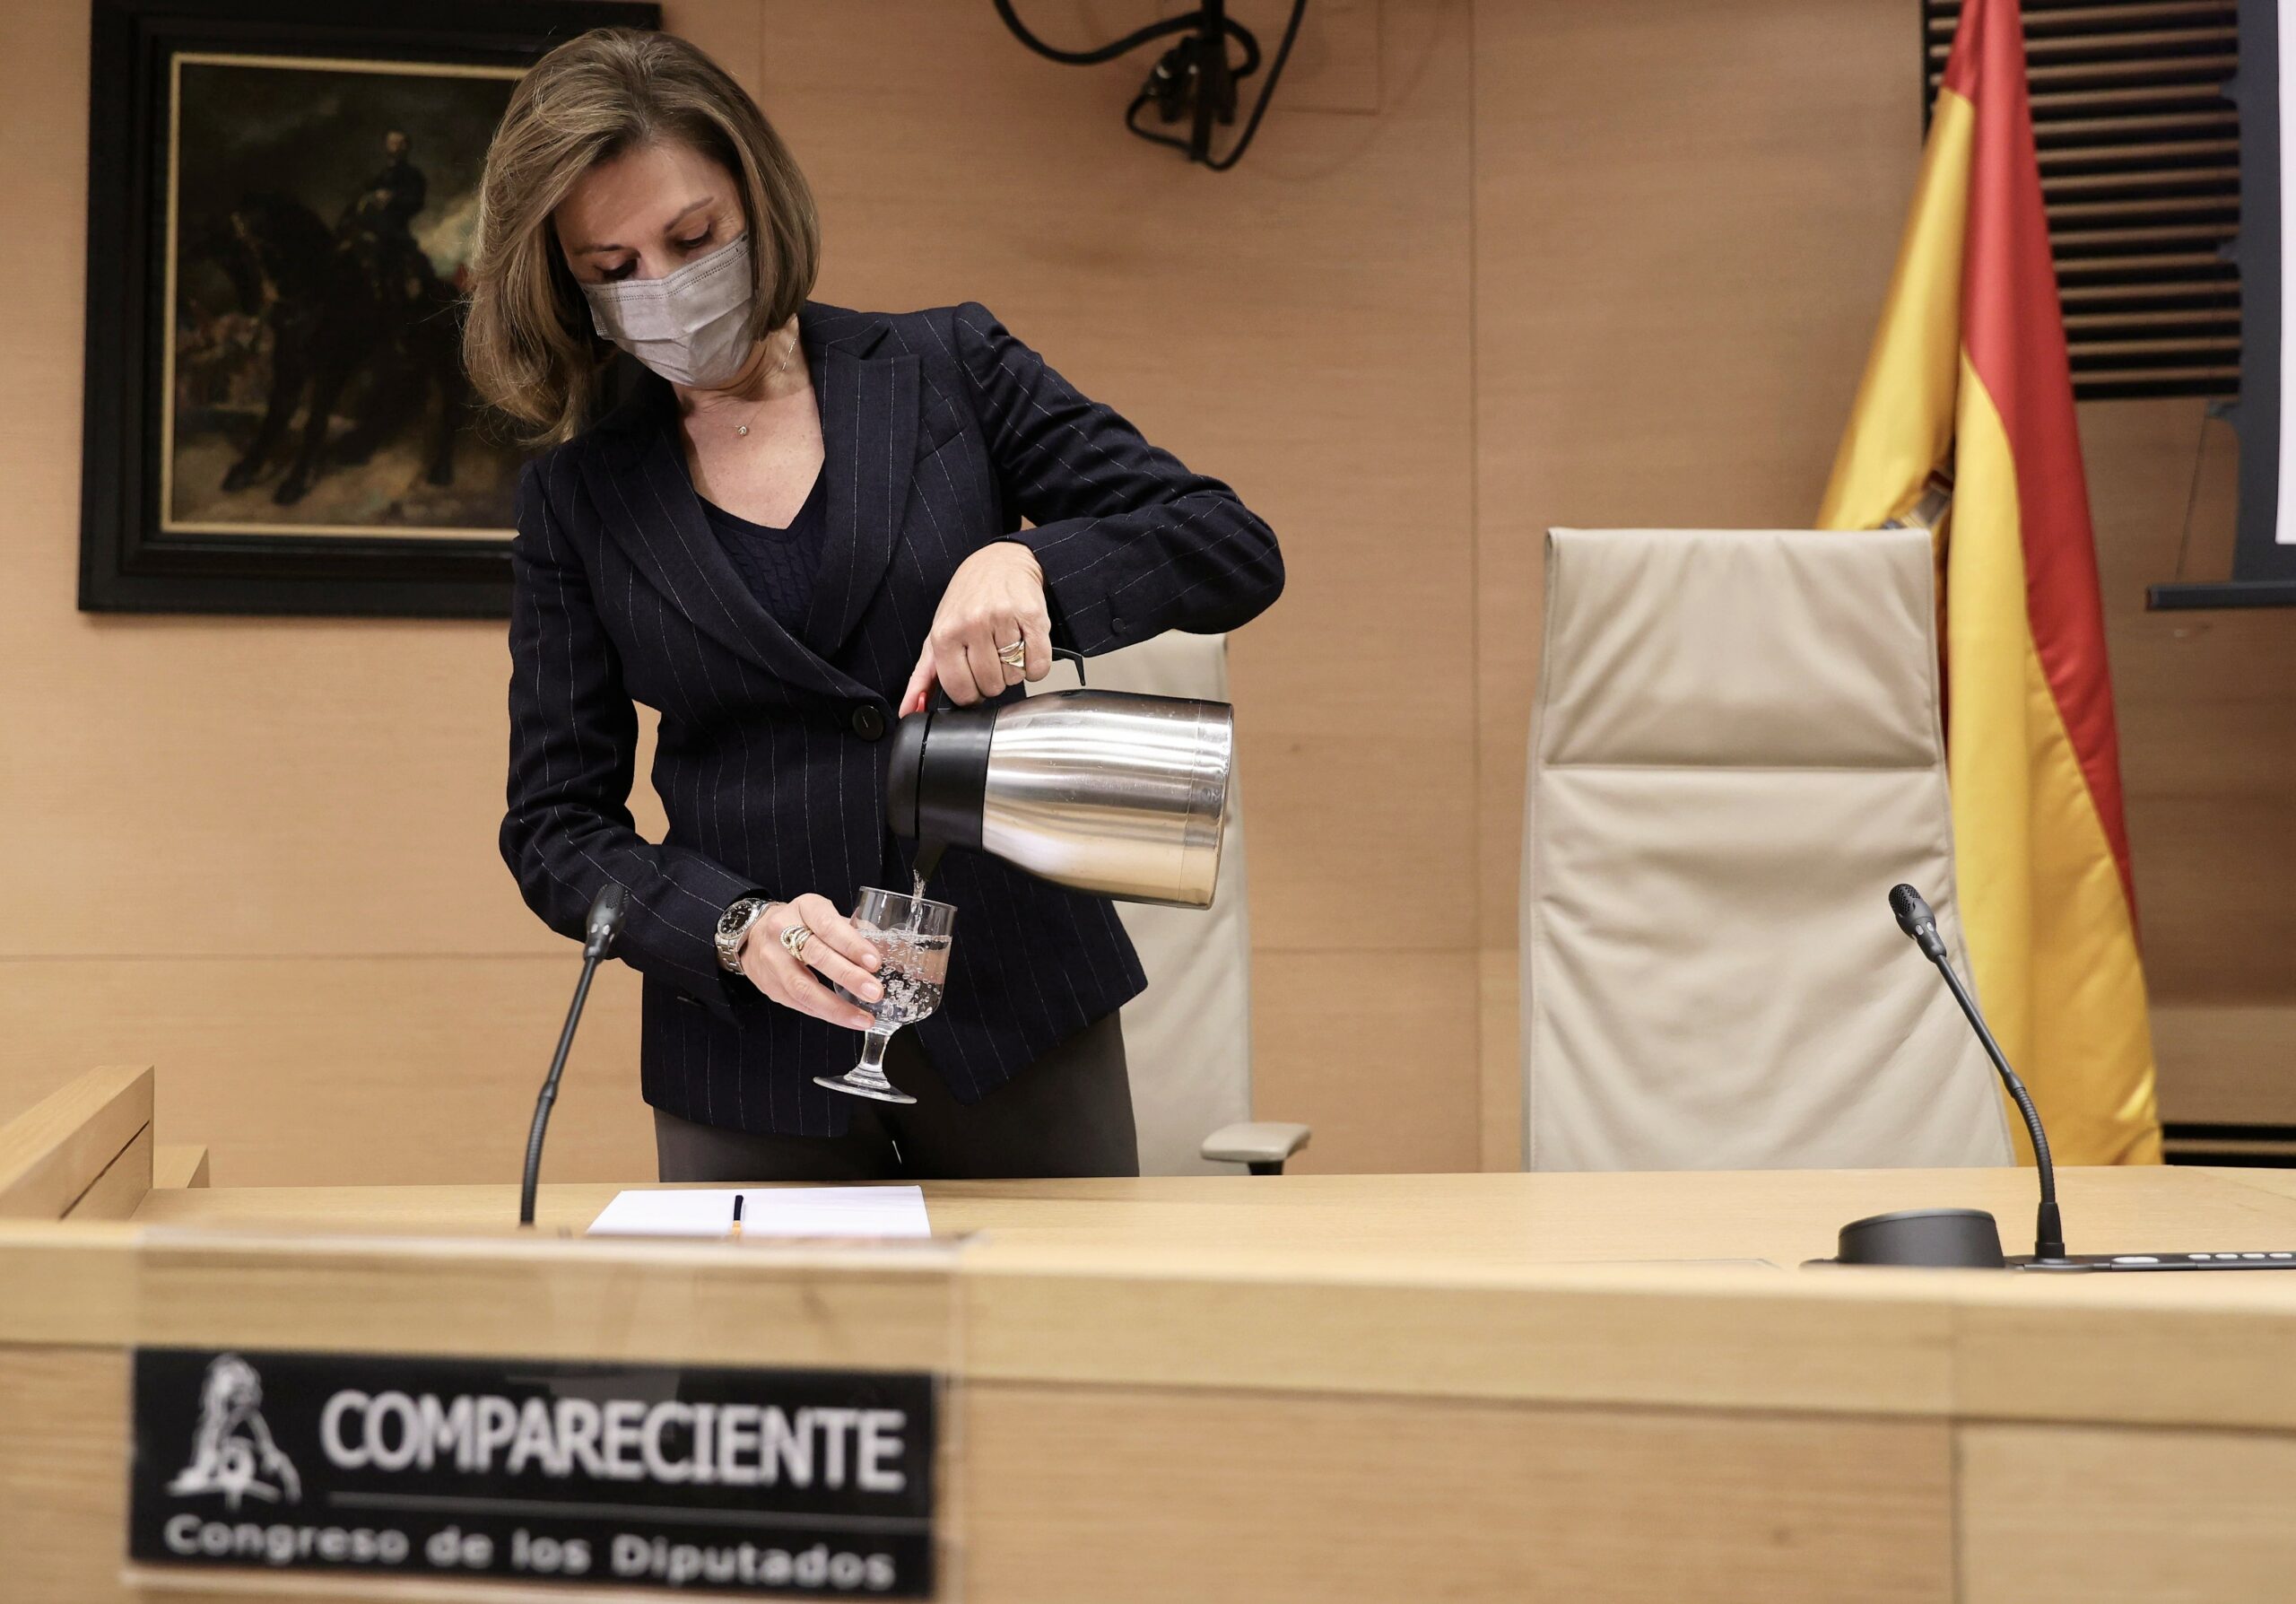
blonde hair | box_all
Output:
[463,29,820,446]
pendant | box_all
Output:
[735,423,750,437]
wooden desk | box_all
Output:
[10,1074,2296,1600]
[131,1160,2296,1268]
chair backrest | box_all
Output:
[1038,633,1253,1174]
[1521,528,2013,1172]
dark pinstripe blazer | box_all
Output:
[502,301,1284,1137]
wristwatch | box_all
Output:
[715,896,777,973]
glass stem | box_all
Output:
[857,1026,895,1079]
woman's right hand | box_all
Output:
[737,894,883,1031]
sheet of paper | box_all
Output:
[586,1184,932,1240]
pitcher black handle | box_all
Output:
[931,646,1087,711]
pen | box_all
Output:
[729,1194,744,1240]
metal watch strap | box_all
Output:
[715,895,776,972]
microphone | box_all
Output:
[519,883,627,1228]
[1831,886,2296,1273]
[583,883,627,961]
[1887,885,2066,1260]
[1887,883,1949,962]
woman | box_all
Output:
[464,29,1283,1182]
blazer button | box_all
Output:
[850,704,887,742]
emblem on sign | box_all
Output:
[166,1354,302,1510]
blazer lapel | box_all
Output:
[801,304,919,658]
[580,374,864,704]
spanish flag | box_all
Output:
[1819,0,2161,1164]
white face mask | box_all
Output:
[580,232,758,389]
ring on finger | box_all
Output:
[996,638,1027,670]
[778,921,814,962]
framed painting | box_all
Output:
[79,0,659,615]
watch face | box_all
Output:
[718,899,764,943]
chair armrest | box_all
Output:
[1201,1121,1311,1174]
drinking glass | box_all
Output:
[813,887,956,1104]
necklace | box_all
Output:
[733,331,798,438]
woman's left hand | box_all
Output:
[900,542,1052,713]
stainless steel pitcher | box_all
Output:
[883,677,1234,909]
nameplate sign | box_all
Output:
[129,1347,936,1596]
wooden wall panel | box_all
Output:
[0,0,570,963]
[1469,0,1922,952]
[0,1,89,441]
[1478,948,1521,1171]
[1252,951,1478,1172]
[0,960,656,1188]
[2080,399,2296,1005]
[4,0,2284,1179]
[2153,1004,2296,1126]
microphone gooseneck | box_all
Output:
[1887,885,2066,1261]
[520,884,629,1228]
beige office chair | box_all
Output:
[1036,633,1305,1176]
[1520,527,2013,1172]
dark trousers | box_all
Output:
[654,1014,1138,1181]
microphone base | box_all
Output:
[1833,1207,2007,1268]
[1815,1207,2296,1271]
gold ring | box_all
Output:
[997,639,1027,669]
[778,921,814,962]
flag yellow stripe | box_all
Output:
[1819,89,1975,529]
[1951,362,2162,1164]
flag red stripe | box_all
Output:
[1948,0,2138,916]
[1941,15,1981,98]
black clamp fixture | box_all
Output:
[993,0,1309,170]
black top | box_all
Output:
[698,470,828,636]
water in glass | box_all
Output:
[813,886,955,1104]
